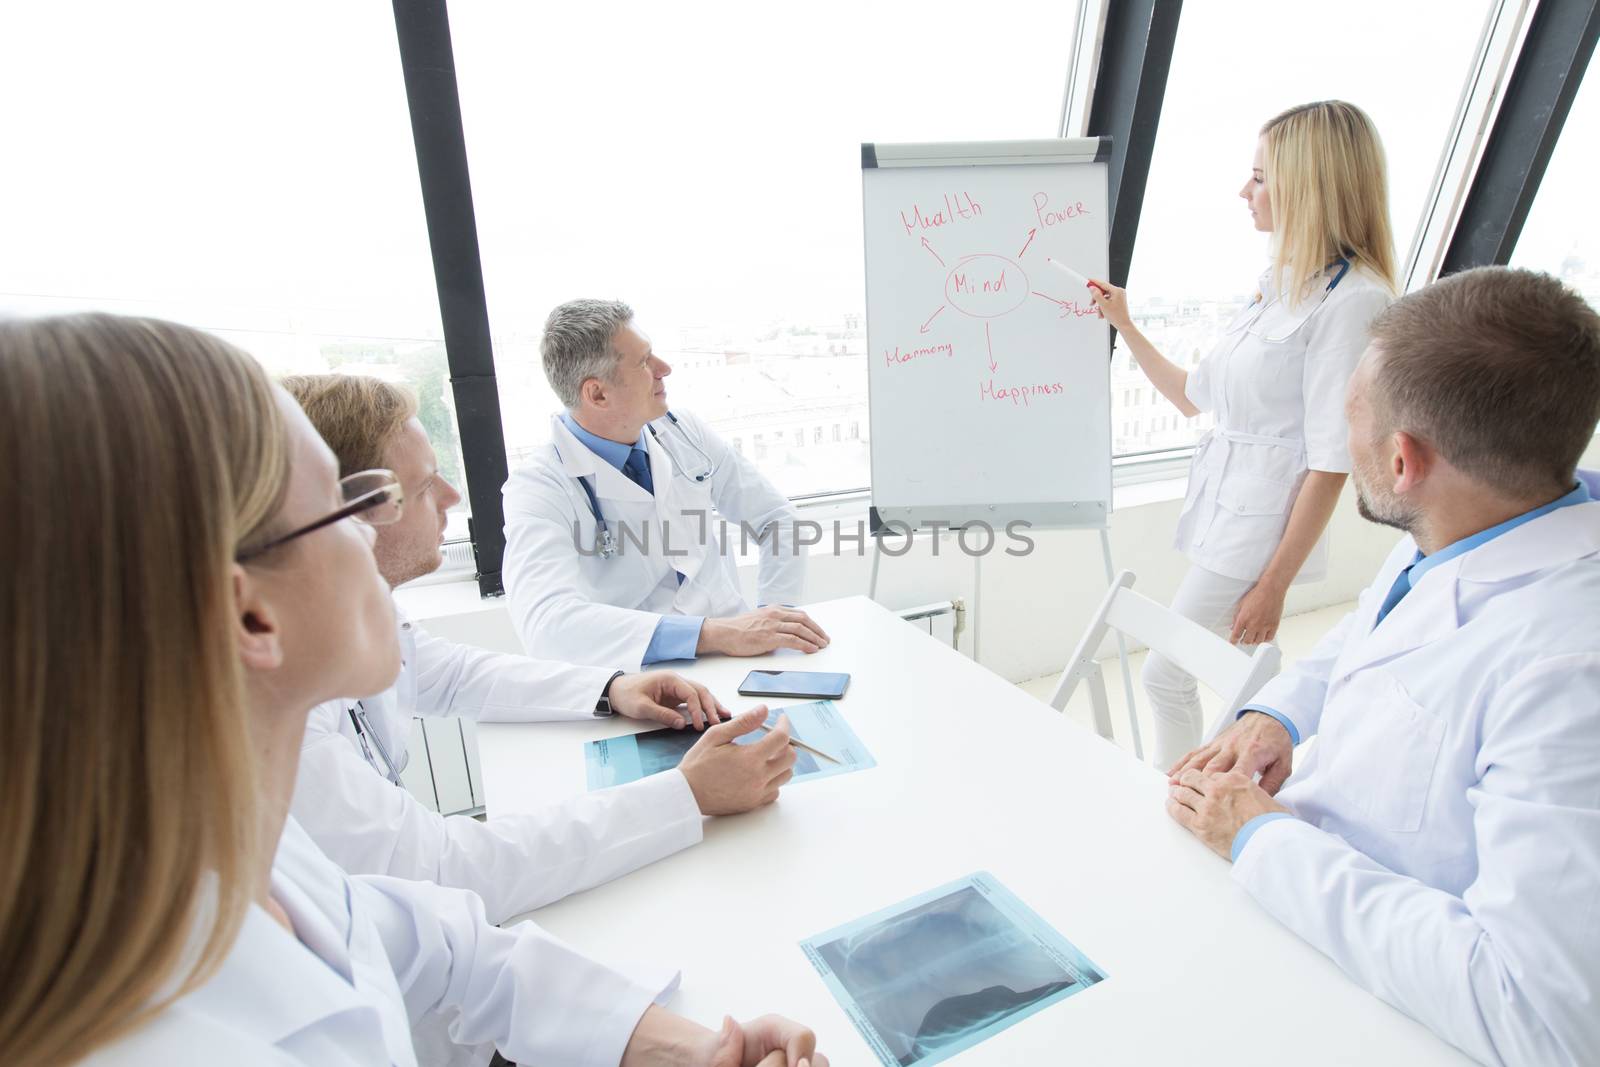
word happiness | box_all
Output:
[980,378,1066,406]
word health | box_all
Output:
[899,192,984,237]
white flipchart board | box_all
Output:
[863,139,1112,533]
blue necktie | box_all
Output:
[1373,557,1419,628]
[622,445,681,584]
[623,447,654,496]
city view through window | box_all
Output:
[4,2,1593,531]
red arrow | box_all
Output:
[921,236,946,268]
[1017,228,1037,259]
[985,322,998,372]
[919,305,946,334]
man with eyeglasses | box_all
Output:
[279,375,795,951]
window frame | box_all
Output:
[395,0,1596,594]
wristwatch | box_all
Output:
[594,671,626,717]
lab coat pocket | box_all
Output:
[1216,473,1296,517]
[1321,671,1446,833]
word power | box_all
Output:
[1033,191,1090,229]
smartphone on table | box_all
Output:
[737,669,850,700]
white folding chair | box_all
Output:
[1047,570,1281,761]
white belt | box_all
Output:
[1209,426,1301,450]
[1192,427,1305,490]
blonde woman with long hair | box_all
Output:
[1088,101,1397,770]
[0,314,826,1066]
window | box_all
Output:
[1510,65,1599,310]
[0,3,470,539]
[449,1,1079,497]
[1114,0,1496,457]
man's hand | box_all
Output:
[607,671,731,730]
[1229,577,1287,646]
[698,606,831,657]
[678,707,797,816]
[1166,768,1290,860]
[1168,710,1295,795]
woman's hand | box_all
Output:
[623,1007,828,1067]
[704,1014,827,1067]
[1086,279,1134,333]
[1229,578,1287,646]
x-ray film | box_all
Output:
[585,700,875,790]
[801,872,1105,1066]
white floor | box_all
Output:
[1016,600,1353,765]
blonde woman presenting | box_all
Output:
[1087,101,1397,768]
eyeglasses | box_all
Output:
[236,468,404,563]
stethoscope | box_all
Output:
[1233,256,1352,343]
[560,412,718,560]
[348,700,406,785]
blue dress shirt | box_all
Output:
[561,414,703,664]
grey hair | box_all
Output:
[541,298,635,410]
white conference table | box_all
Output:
[479,596,1470,1066]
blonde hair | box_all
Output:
[0,314,290,1063]
[1261,100,1398,304]
[281,373,418,478]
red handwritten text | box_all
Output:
[952,268,1010,296]
[885,342,955,368]
[980,378,1067,406]
[945,255,1030,318]
[1031,291,1100,319]
[1033,191,1090,228]
[900,192,984,238]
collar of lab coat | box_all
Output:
[1341,499,1600,678]
[1455,497,1600,583]
[178,820,410,1062]
[548,412,681,507]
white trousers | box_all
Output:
[1142,564,1263,769]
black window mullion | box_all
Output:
[1085,0,1184,290]
[391,0,508,597]
[1440,0,1600,273]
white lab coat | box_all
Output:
[291,612,705,925]
[83,817,677,1067]
[1230,483,1600,1066]
[1176,266,1391,583]
[502,410,806,669]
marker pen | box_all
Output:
[1046,257,1107,295]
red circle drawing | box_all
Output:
[944,254,1030,318]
